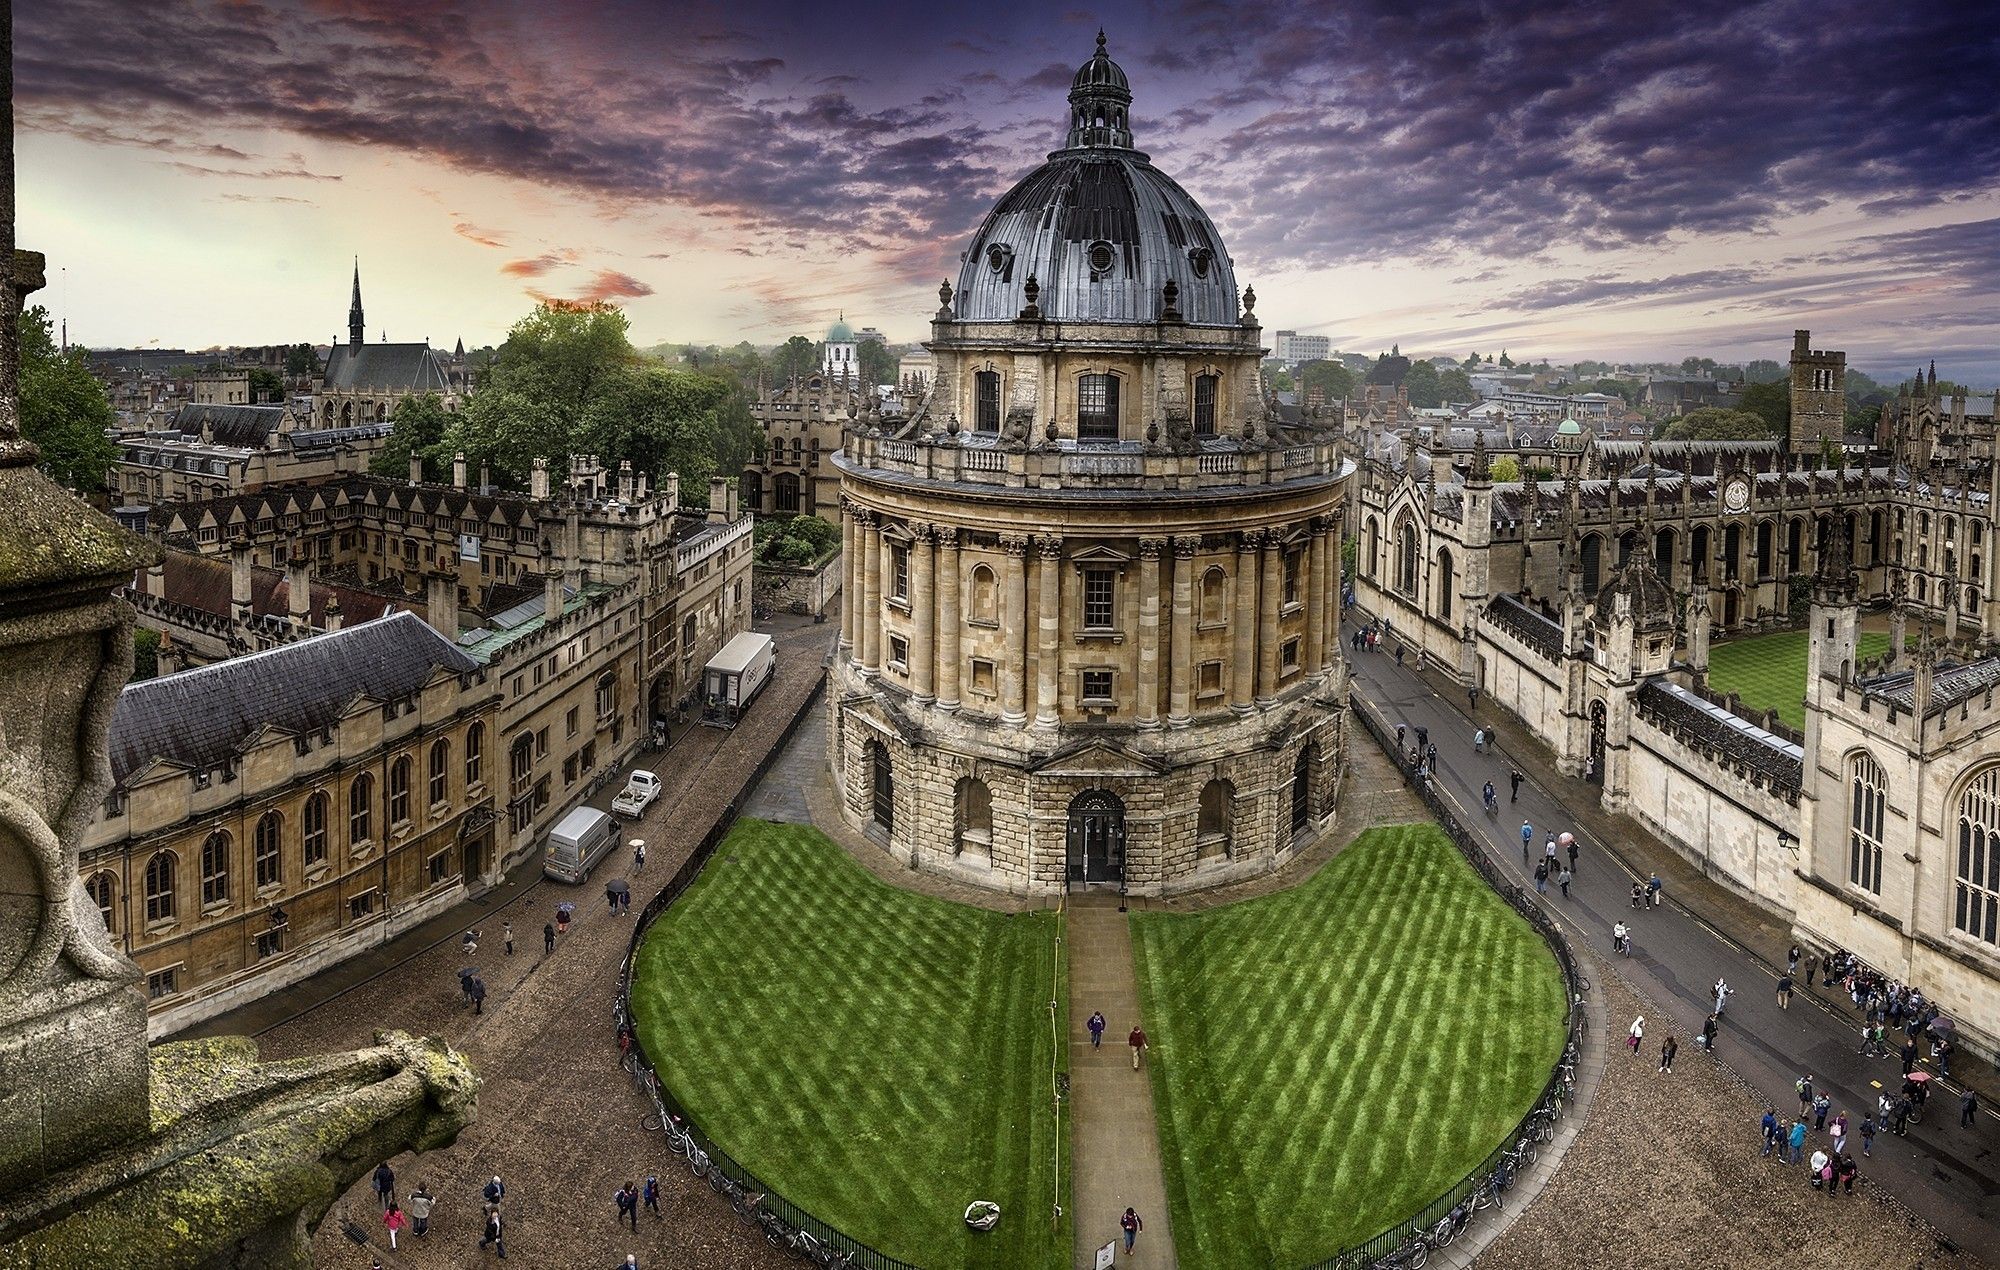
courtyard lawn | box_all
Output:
[1130,823,1566,1269]
[630,819,1070,1270]
[1707,629,1891,730]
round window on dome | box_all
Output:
[986,243,1013,275]
[1188,247,1213,279]
[1088,240,1115,278]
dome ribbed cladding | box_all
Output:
[951,33,1241,328]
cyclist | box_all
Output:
[1482,781,1498,812]
[1612,921,1631,955]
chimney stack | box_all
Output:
[230,540,254,625]
[427,570,458,636]
[409,452,424,485]
[323,596,343,632]
[636,471,650,501]
[453,452,467,490]
[619,459,635,503]
[144,559,166,599]
[286,551,312,631]
[479,461,492,495]
[531,457,550,500]
[709,475,729,524]
[544,569,565,622]
[665,472,680,511]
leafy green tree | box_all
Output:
[1489,454,1521,482]
[284,342,322,376]
[1403,360,1443,408]
[371,393,453,480]
[757,513,842,567]
[1586,378,1637,406]
[1739,380,1790,434]
[1298,360,1355,402]
[1497,350,1514,369]
[247,367,284,403]
[1462,353,1482,369]
[130,628,160,682]
[1437,368,1477,404]
[1742,359,1785,384]
[773,335,817,384]
[1660,407,1774,441]
[857,338,898,387]
[709,377,764,476]
[19,305,117,492]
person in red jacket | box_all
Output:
[1128,1025,1148,1070]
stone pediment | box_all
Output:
[1029,737,1166,778]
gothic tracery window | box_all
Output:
[1955,766,2000,944]
[1848,753,1885,895]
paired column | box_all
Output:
[1230,532,1259,712]
[1137,538,1164,729]
[1168,536,1197,726]
[839,501,856,655]
[860,512,882,676]
[1327,510,1345,663]
[1256,533,1283,704]
[1000,534,1030,725]
[910,521,936,703]
[935,527,961,710]
[1305,518,1327,675]
[1035,535,1063,728]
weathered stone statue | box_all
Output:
[0,25,475,1268]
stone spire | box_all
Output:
[1469,428,1490,483]
[348,258,365,348]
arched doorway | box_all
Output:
[1587,700,1607,785]
[1065,789,1125,887]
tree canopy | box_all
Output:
[1738,380,1789,434]
[371,393,454,481]
[1298,359,1355,402]
[1659,407,1776,441]
[284,342,322,377]
[19,304,118,493]
[773,336,816,384]
[1489,454,1521,482]
[1403,360,1443,408]
[1437,367,1477,404]
[857,338,898,387]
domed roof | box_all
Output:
[826,316,855,343]
[1594,547,1676,634]
[1556,418,1583,434]
[950,33,1240,328]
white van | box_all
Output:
[701,632,776,728]
[542,806,617,883]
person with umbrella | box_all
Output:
[556,901,575,936]
[631,838,647,872]
[608,878,632,915]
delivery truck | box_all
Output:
[701,632,775,728]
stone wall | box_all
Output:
[1625,713,1801,912]
[753,551,842,618]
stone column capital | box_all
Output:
[908,519,936,544]
[1172,534,1201,559]
[1035,534,1063,558]
[1239,529,1266,553]
[999,532,1032,555]
[1139,537,1167,559]
[935,525,959,549]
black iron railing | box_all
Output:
[1304,692,1587,1270]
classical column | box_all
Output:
[1168,536,1197,726]
[1137,538,1164,729]
[910,521,936,703]
[1000,533,1030,724]
[1231,531,1258,712]
[839,501,857,655]
[860,511,882,676]
[1305,518,1327,675]
[1257,532,1282,703]
[1329,508,1346,657]
[1034,534,1063,728]
[935,526,961,710]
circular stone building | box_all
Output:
[828,35,1354,895]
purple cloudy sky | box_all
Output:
[16,0,2000,381]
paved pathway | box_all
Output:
[1345,616,1999,1256]
[1067,895,1175,1270]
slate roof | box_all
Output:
[146,549,417,628]
[170,403,286,449]
[1860,657,2000,714]
[322,342,451,393]
[109,612,477,784]
[1636,679,1802,792]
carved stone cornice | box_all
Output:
[1138,537,1167,560]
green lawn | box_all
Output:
[1707,629,1891,730]
[630,819,1070,1269]
[1130,824,1566,1269]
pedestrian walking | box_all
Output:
[1659,1035,1677,1073]
[1901,1038,1919,1075]
[1121,1207,1144,1255]
[1837,1153,1858,1195]
[1534,860,1549,894]
[1468,686,1480,710]
[1788,1117,1807,1165]
[1809,1147,1829,1189]
[1860,1114,1876,1157]
[384,1201,406,1250]
[373,1162,396,1211]
[1812,1092,1831,1131]
[605,881,619,913]
[1483,781,1498,812]
[1396,723,1407,750]
[1557,866,1573,898]
[1964,1089,1980,1128]
[1803,953,1818,990]
[643,1175,661,1218]
[556,906,571,936]
[1087,1011,1106,1048]
[457,966,475,1003]
[1796,1074,1815,1116]
[1424,742,1437,768]
[1787,944,1801,976]
[1521,820,1533,865]
[1473,727,1486,754]
[483,1176,505,1207]
[469,975,487,1015]
[1509,769,1522,802]
[1129,1025,1149,1070]
[1776,974,1794,1009]
[634,839,647,871]
[1395,643,1405,666]
[480,1204,505,1258]
[1627,1015,1644,1054]
[1831,1112,1848,1155]
[1543,837,1559,867]
[616,1182,639,1231]
[1713,978,1733,1016]
[1646,873,1663,907]
[1415,725,1428,749]
[1760,1109,1779,1156]
[503,922,514,956]
[1700,1012,1719,1056]
[461,928,480,955]
[409,1185,435,1237]
[1612,921,1630,955]
[1566,838,1579,873]
[543,922,556,955]
[1630,882,1644,908]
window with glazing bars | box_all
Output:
[976,371,1001,432]
[1077,374,1119,440]
[1083,568,1115,628]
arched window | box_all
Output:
[1193,374,1218,436]
[969,563,998,623]
[429,738,451,807]
[145,851,177,925]
[1077,373,1120,440]
[1201,567,1228,625]
[975,370,1001,433]
[254,811,283,888]
[200,830,230,907]
[389,756,412,825]
[1396,521,1419,596]
[870,740,894,831]
[1755,521,1773,579]
[303,792,329,870]
[1291,747,1316,833]
[1691,525,1710,583]
[1436,548,1455,620]
[465,722,485,787]
[1197,778,1233,858]
[1848,753,1886,894]
[87,870,116,935]
[510,733,534,790]
[1654,526,1676,578]
[1580,534,1602,592]
[1787,519,1804,574]
[775,473,801,513]
[955,777,992,861]
[1617,531,1636,569]
[1723,523,1741,581]
[1955,766,2000,944]
[349,773,374,845]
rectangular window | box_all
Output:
[566,706,579,739]
[1077,374,1120,440]
[255,930,284,961]
[1081,669,1115,703]
[1083,568,1116,629]
[889,635,909,669]
[1198,661,1224,698]
[1284,552,1301,606]
[892,546,910,601]
[563,754,579,785]
[147,967,180,999]
[348,890,377,921]
[976,371,1002,433]
[1283,636,1301,672]
[428,851,451,885]
[970,659,996,695]
[1194,374,1217,436]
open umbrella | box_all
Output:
[1557,832,1575,847]
[1907,1069,1933,1084]
[607,878,631,897]
[1928,1016,1956,1040]
[555,901,576,915]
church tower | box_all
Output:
[822,314,859,380]
[348,260,365,348]
[1788,328,1845,455]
